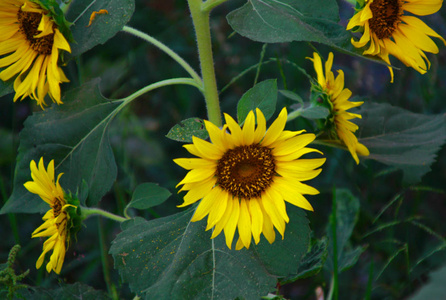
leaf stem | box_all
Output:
[287,109,302,122]
[81,207,128,223]
[188,0,222,127]
[201,0,230,13]
[122,26,203,86]
[120,78,203,105]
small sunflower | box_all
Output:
[174,108,325,250]
[346,0,445,82]
[24,157,76,274]
[308,52,369,164]
[0,0,71,108]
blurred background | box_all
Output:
[1,0,445,299]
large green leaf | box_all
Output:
[110,205,310,299]
[226,0,387,63]
[65,0,135,57]
[356,102,446,184]
[1,79,123,214]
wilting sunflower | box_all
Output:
[346,0,445,82]
[308,52,369,164]
[0,0,71,107]
[24,157,77,274]
[175,108,325,250]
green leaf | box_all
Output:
[226,0,388,65]
[1,79,123,214]
[280,237,328,284]
[279,90,304,104]
[65,0,135,57]
[0,80,13,98]
[227,0,342,43]
[410,264,446,299]
[356,102,446,184]
[110,205,310,299]
[166,118,209,143]
[237,79,278,123]
[127,183,171,210]
[13,282,109,300]
[326,189,365,272]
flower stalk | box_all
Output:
[187,0,222,127]
[81,207,128,223]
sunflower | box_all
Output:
[174,108,325,250]
[308,52,369,164]
[346,0,445,82]
[24,157,75,274]
[0,0,71,108]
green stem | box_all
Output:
[188,0,222,127]
[201,0,230,13]
[329,188,339,300]
[98,218,118,299]
[122,26,203,87]
[121,78,203,105]
[286,109,302,122]
[81,207,128,223]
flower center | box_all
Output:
[216,144,275,200]
[369,0,402,39]
[17,9,54,55]
[52,199,62,218]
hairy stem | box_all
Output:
[188,0,222,127]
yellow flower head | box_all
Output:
[24,157,75,274]
[308,52,369,164]
[0,0,71,108]
[346,0,445,82]
[174,108,325,250]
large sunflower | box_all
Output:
[346,0,445,82]
[308,52,369,164]
[0,0,71,107]
[175,108,325,250]
[24,157,75,274]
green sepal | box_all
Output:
[309,82,338,139]
[64,192,82,245]
[30,0,74,42]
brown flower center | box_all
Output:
[369,0,402,39]
[216,144,275,199]
[17,9,54,55]
[52,199,63,218]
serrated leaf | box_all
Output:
[65,0,135,57]
[1,79,124,214]
[166,118,208,143]
[226,0,390,65]
[280,237,328,284]
[237,79,277,123]
[410,264,446,299]
[110,205,310,299]
[356,102,446,184]
[127,183,171,210]
[326,189,364,272]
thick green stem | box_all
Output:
[81,207,128,223]
[122,26,202,86]
[188,0,222,127]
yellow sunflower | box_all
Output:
[174,108,325,250]
[308,52,369,164]
[24,157,75,274]
[346,0,445,82]
[0,0,71,108]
